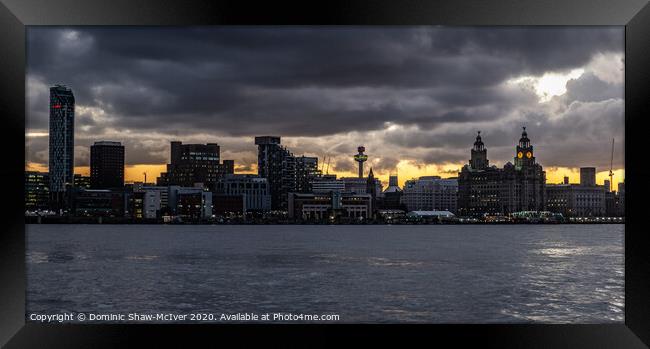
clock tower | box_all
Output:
[515,127,535,169]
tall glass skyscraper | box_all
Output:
[48,85,75,207]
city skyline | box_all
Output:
[25,27,625,187]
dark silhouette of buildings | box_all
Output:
[156,141,234,190]
[25,171,50,212]
[90,141,125,189]
[255,136,320,210]
[458,128,546,217]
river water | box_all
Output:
[26,224,624,323]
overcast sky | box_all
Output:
[25,26,624,184]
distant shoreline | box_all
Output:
[24,217,624,225]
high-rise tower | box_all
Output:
[90,141,125,189]
[48,85,75,209]
[353,146,368,178]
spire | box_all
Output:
[519,126,530,148]
[368,167,374,178]
[473,130,485,151]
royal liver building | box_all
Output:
[458,128,546,217]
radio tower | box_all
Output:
[353,146,368,178]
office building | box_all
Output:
[402,176,458,213]
[25,171,50,212]
[90,141,125,189]
[73,174,91,189]
[546,183,606,217]
[310,174,345,193]
[48,85,75,208]
[157,141,234,190]
[255,136,319,210]
[580,167,597,187]
[70,188,126,217]
[215,174,272,212]
[167,185,213,220]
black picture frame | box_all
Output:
[1,0,649,347]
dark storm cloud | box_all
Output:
[26,26,624,169]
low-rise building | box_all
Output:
[25,171,50,212]
[545,184,606,217]
[288,192,372,221]
[168,185,212,220]
[215,174,271,212]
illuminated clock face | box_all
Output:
[526,151,532,159]
[517,152,523,159]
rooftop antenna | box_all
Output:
[609,138,615,192]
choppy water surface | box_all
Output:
[26,224,624,323]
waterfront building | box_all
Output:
[25,171,50,212]
[215,174,272,212]
[406,210,456,222]
[458,128,546,217]
[502,127,546,213]
[545,183,606,217]
[167,185,213,220]
[288,192,372,221]
[90,141,125,189]
[48,85,75,208]
[213,194,246,215]
[618,182,625,216]
[380,174,406,211]
[310,174,346,193]
[157,141,234,191]
[70,188,126,217]
[73,174,91,189]
[255,136,319,211]
[128,185,165,219]
[296,156,320,193]
[457,132,504,217]
[401,176,458,213]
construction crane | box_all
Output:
[325,156,331,175]
[608,138,615,192]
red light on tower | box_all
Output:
[52,104,62,109]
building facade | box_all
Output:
[157,141,234,190]
[288,192,372,220]
[457,132,505,217]
[25,171,50,212]
[167,185,213,220]
[458,128,546,217]
[546,168,606,217]
[255,136,319,211]
[73,174,91,189]
[90,141,125,189]
[310,174,346,193]
[402,176,458,213]
[48,85,75,208]
[215,174,272,212]
[546,184,606,217]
